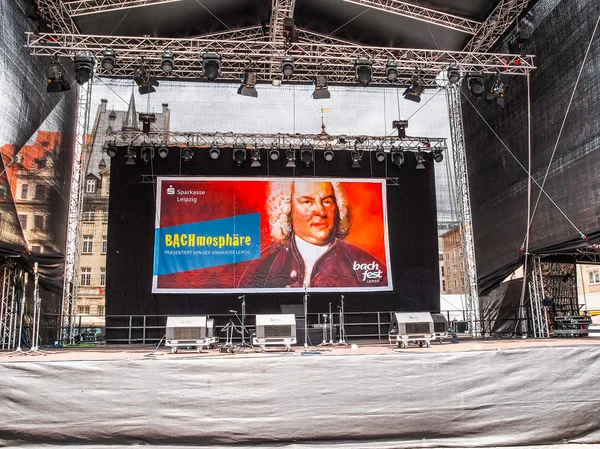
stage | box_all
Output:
[1,338,599,448]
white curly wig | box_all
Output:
[266,181,351,243]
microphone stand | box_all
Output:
[29,263,49,356]
[329,302,334,345]
[336,294,349,346]
[303,284,309,349]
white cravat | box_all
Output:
[295,235,332,284]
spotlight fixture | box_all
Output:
[403,76,425,103]
[209,143,220,160]
[133,63,159,95]
[324,149,334,161]
[416,152,426,170]
[250,149,261,167]
[447,65,460,85]
[486,76,507,108]
[140,145,154,164]
[238,69,258,98]
[312,74,330,99]
[74,55,94,86]
[391,149,404,167]
[202,53,221,81]
[300,146,314,166]
[283,17,299,45]
[181,145,194,162]
[161,51,174,73]
[138,113,156,134]
[233,144,246,166]
[350,151,362,169]
[106,141,118,158]
[386,60,398,82]
[45,59,71,93]
[125,145,137,166]
[285,149,296,168]
[392,120,408,138]
[101,49,116,71]
[467,74,484,97]
[157,144,169,159]
[375,147,386,163]
[509,26,530,55]
[269,148,280,160]
[354,58,373,87]
[281,56,294,78]
[433,149,444,163]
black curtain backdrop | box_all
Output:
[461,0,600,295]
[106,148,440,341]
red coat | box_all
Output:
[237,237,388,288]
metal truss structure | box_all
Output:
[61,80,94,344]
[446,85,480,337]
[528,257,550,338]
[107,130,447,152]
[64,0,181,16]
[0,264,21,350]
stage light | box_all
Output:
[74,55,94,85]
[324,149,334,161]
[354,58,373,87]
[467,74,484,97]
[233,145,246,166]
[238,69,258,98]
[46,59,71,93]
[447,65,460,85]
[286,149,296,168]
[140,145,154,164]
[433,149,443,163]
[161,51,174,73]
[139,113,156,134]
[375,147,386,162]
[416,152,426,170]
[269,149,280,160]
[281,56,294,78]
[133,63,159,95]
[202,53,221,81]
[283,17,299,45]
[351,151,362,168]
[486,76,507,108]
[181,145,194,162]
[106,142,118,158]
[391,149,404,167]
[125,145,136,165]
[392,120,408,138]
[210,143,220,160]
[157,144,169,159]
[313,74,330,99]
[101,49,116,71]
[300,146,314,166]
[386,60,398,82]
[403,76,425,103]
[250,149,261,167]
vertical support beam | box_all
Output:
[446,84,480,337]
[268,0,296,78]
[61,79,93,344]
[528,257,550,338]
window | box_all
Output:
[445,253,449,261]
[103,211,109,223]
[441,266,445,277]
[34,215,44,230]
[100,267,106,287]
[82,235,93,253]
[18,214,27,229]
[83,211,95,222]
[102,236,107,254]
[454,266,458,276]
[80,268,91,286]
[77,305,90,315]
[97,305,105,316]
[442,280,446,291]
[86,178,96,193]
[21,184,28,199]
[35,184,46,200]
[588,270,600,285]
[452,251,456,262]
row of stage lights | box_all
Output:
[45,51,505,104]
[105,143,444,169]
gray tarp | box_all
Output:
[1,346,599,447]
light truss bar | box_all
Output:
[446,85,480,337]
[106,130,447,151]
[61,79,93,344]
[26,32,535,85]
[342,0,481,34]
[270,0,296,42]
[464,0,530,53]
[64,0,182,16]
[529,257,550,338]
[197,26,267,41]
[38,0,79,34]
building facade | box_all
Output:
[441,226,466,294]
